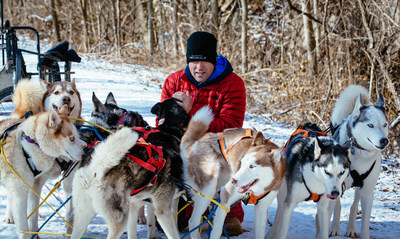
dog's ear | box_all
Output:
[40,79,50,91]
[71,78,76,87]
[314,136,323,159]
[151,102,162,116]
[352,94,364,116]
[92,92,106,113]
[375,93,385,112]
[105,92,117,106]
[252,132,265,146]
[48,110,62,129]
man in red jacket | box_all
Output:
[161,31,246,236]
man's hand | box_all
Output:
[172,91,193,113]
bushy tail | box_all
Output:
[11,79,43,119]
[181,106,214,152]
[331,85,370,127]
[89,127,139,179]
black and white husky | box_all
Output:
[328,85,389,239]
[267,123,350,239]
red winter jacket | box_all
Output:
[161,58,246,133]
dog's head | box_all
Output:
[25,105,85,161]
[230,132,285,196]
[91,92,149,129]
[312,136,351,200]
[350,93,389,151]
[151,98,189,129]
[41,79,82,118]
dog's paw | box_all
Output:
[3,216,14,224]
[345,230,360,238]
[329,229,339,237]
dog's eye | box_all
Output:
[383,123,387,127]
[54,91,60,95]
[69,136,75,142]
[324,169,332,176]
[69,90,74,95]
[249,165,255,169]
[367,124,374,128]
[339,170,345,176]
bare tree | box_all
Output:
[172,0,178,58]
[302,0,318,76]
[240,0,248,74]
[50,0,60,42]
[147,0,154,56]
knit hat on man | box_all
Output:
[186,31,217,65]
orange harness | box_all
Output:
[218,128,253,165]
[284,125,327,202]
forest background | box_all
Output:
[4,0,400,157]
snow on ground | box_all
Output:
[0,38,399,238]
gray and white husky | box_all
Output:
[266,123,350,239]
[328,85,389,239]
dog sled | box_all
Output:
[0,0,81,116]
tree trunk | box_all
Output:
[187,0,196,31]
[172,0,178,58]
[302,0,318,76]
[79,0,89,52]
[240,0,248,74]
[210,0,219,38]
[136,0,147,51]
[147,0,154,56]
[313,0,320,57]
[50,0,61,42]
[157,1,165,57]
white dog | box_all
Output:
[328,85,389,239]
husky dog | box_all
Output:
[90,92,149,131]
[70,98,189,239]
[266,123,350,239]
[180,107,286,239]
[0,106,84,239]
[328,85,389,239]
[12,79,82,123]
[9,79,83,231]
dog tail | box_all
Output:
[11,79,43,119]
[181,106,214,150]
[89,127,139,179]
[331,85,370,128]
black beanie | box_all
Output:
[186,31,217,65]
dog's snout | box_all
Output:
[63,96,71,105]
[331,190,340,197]
[380,138,389,148]
[230,178,237,185]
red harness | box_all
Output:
[87,127,166,196]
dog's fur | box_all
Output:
[12,79,82,123]
[266,123,350,239]
[328,85,389,239]
[180,107,286,239]
[90,92,149,131]
[8,79,83,230]
[0,107,84,239]
[70,98,189,239]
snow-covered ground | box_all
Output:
[0,38,399,238]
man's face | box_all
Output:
[188,61,214,83]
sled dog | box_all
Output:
[266,123,350,239]
[12,79,82,123]
[180,107,286,239]
[70,98,189,239]
[0,106,84,239]
[328,85,389,239]
[9,79,82,230]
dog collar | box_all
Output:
[23,134,40,147]
[117,112,127,127]
[346,123,367,154]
